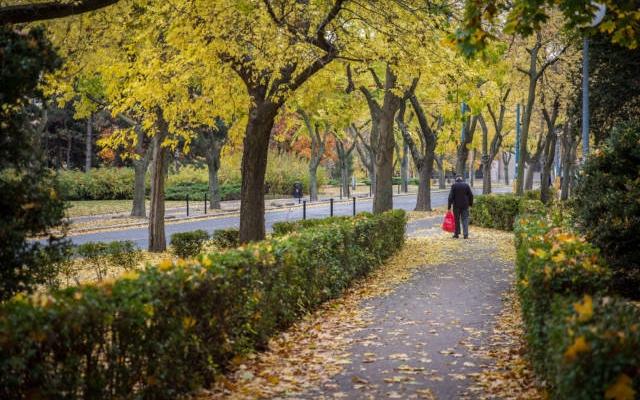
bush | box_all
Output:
[75,240,141,281]
[57,168,136,200]
[514,215,612,378]
[471,193,545,231]
[170,230,211,259]
[0,210,406,398]
[546,295,640,399]
[210,228,239,249]
[265,151,327,196]
[573,120,640,299]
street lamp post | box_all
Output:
[582,2,606,161]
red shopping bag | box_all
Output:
[442,211,455,233]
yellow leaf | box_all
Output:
[183,316,196,330]
[158,258,173,271]
[563,335,590,360]
[574,295,593,322]
[605,374,636,400]
[120,270,140,280]
[551,252,566,263]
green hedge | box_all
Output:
[514,215,612,378]
[169,230,210,258]
[514,214,639,398]
[546,295,640,399]
[470,193,545,231]
[0,210,406,399]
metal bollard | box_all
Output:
[204,192,207,214]
[186,194,189,217]
[353,196,356,216]
[303,200,307,220]
[330,198,334,217]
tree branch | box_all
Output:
[0,0,120,24]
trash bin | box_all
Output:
[293,182,303,199]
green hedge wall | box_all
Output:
[0,210,406,399]
[514,214,639,398]
[470,193,545,231]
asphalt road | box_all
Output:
[65,186,512,249]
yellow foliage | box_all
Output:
[573,295,593,323]
[605,374,636,400]
[158,258,173,271]
[563,335,591,360]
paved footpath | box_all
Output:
[287,216,516,400]
[204,215,519,400]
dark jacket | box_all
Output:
[448,181,474,210]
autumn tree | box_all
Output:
[509,26,569,195]
[396,86,442,211]
[191,118,231,210]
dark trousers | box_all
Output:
[453,207,470,237]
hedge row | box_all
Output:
[0,210,406,399]
[514,215,639,399]
[470,193,545,231]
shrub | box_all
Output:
[106,240,142,271]
[546,295,640,399]
[165,182,209,201]
[210,228,239,249]
[471,193,545,231]
[265,151,327,195]
[170,230,211,258]
[75,241,109,281]
[573,119,640,299]
[75,240,141,280]
[0,210,406,398]
[57,168,136,200]
[514,215,612,377]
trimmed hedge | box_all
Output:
[514,214,639,398]
[514,215,612,378]
[170,230,210,258]
[547,295,640,399]
[0,210,406,399]
[471,193,545,231]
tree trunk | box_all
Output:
[309,166,318,201]
[400,141,410,193]
[85,112,92,173]
[208,166,221,209]
[436,155,446,189]
[502,151,511,185]
[540,136,556,204]
[239,103,278,244]
[372,66,402,214]
[524,158,536,190]
[131,126,150,217]
[148,108,169,253]
[456,116,477,179]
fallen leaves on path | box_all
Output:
[194,212,540,399]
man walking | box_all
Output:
[447,175,474,239]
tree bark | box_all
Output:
[335,136,355,199]
[298,110,328,202]
[502,151,512,185]
[239,102,279,244]
[131,125,150,217]
[372,65,403,214]
[85,113,92,173]
[456,115,477,179]
[148,108,169,253]
[0,0,120,24]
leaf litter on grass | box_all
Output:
[193,213,541,399]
